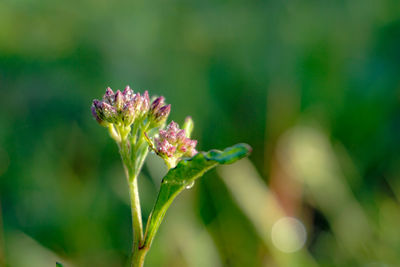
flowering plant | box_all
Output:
[90,86,251,266]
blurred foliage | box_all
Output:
[0,0,400,266]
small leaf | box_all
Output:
[56,262,64,267]
[143,143,251,248]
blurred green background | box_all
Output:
[1,0,400,266]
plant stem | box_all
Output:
[128,176,144,267]
[120,123,151,267]
[132,244,149,267]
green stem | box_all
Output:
[128,175,144,267]
[119,138,145,267]
[132,244,149,267]
[118,122,152,267]
[133,123,150,172]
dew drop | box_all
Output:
[185,181,195,189]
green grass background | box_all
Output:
[0,0,400,266]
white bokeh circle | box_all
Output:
[271,217,307,253]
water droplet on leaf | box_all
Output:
[185,181,195,189]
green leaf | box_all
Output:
[56,263,64,267]
[143,143,251,248]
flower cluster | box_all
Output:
[154,120,197,168]
[92,86,198,168]
[91,86,154,127]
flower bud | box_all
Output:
[103,87,115,104]
[114,90,124,111]
[150,96,165,113]
[154,120,198,168]
[91,104,104,125]
[91,99,118,125]
[142,91,150,113]
[149,96,170,126]
[155,104,171,123]
[101,102,118,122]
[122,101,136,126]
[123,86,134,101]
[182,116,194,138]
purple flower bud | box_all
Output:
[130,92,142,116]
[150,96,165,113]
[122,101,136,126]
[93,99,102,109]
[123,86,134,101]
[106,87,114,95]
[104,87,115,104]
[91,98,117,125]
[148,95,170,126]
[91,104,103,124]
[114,90,124,111]
[155,104,171,123]
[92,99,105,120]
[101,102,117,121]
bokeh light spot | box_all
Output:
[271,217,307,253]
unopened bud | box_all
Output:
[101,102,117,122]
[150,96,165,113]
[149,96,170,126]
[142,91,150,113]
[91,104,104,125]
[104,87,115,104]
[155,104,171,123]
[91,99,117,125]
[114,90,124,111]
[122,101,136,126]
[182,116,194,138]
[123,86,134,101]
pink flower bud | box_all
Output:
[154,120,198,167]
[123,86,134,101]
